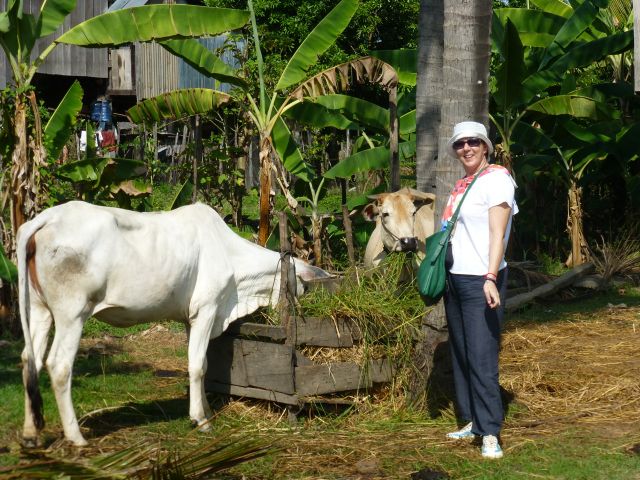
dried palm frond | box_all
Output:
[0,434,274,480]
[590,223,640,282]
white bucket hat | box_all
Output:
[447,121,493,158]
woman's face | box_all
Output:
[453,137,488,175]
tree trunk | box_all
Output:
[566,179,590,267]
[258,135,273,246]
[416,0,444,195]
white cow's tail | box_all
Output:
[17,213,49,431]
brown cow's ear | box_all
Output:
[362,203,379,221]
[407,189,436,206]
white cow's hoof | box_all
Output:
[192,418,212,432]
[69,436,89,447]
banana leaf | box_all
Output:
[43,80,83,162]
[311,95,389,133]
[494,8,565,48]
[522,30,633,97]
[527,95,617,121]
[169,180,194,210]
[494,18,526,110]
[559,119,615,144]
[276,0,358,91]
[399,110,416,136]
[284,101,356,130]
[99,159,147,187]
[511,121,557,151]
[0,243,17,284]
[55,156,110,185]
[159,38,247,89]
[55,5,250,47]
[36,0,76,38]
[530,0,573,18]
[127,89,231,124]
[2,11,37,62]
[616,122,640,160]
[0,12,10,33]
[539,0,609,70]
[369,49,417,86]
[271,114,312,182]
[324,145,389,179]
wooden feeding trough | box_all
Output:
[204,315,394,406]
[204,213,394,407]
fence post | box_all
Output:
[278,212,295,346]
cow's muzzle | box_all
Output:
[398,237,418,252]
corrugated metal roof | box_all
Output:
[107,0,149,11]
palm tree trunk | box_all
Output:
[258,134,273,246]
[416,0,444,194]
[436,0,492,217]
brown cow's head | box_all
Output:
[363,188,436,253]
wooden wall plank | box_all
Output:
[205,382,300,406]
[227,317,361,347]
[295,362,366,396]
[206,335,249,387]
[294,317,355,347]
[207,337,295,394]
[295,359,393,396]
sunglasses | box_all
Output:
[452,137,483,150]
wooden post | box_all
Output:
[278,212,295,346]
[342,204,356,266]
[192,114,202,203]
[152,122,158,184]
[389,85,400,191]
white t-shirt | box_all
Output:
[449,169,518,275]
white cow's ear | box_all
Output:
[295,262,333,282]
[363,203,379,221]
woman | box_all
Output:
[441,121,518,459]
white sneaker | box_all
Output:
[446,422,474,440]
[481,435,503,459]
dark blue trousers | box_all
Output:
[444,269,507,437]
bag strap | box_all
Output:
[447,166,488,227]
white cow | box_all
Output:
[363,188,436,268]
[17,201,331,447]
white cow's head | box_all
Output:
[363,188,436,253]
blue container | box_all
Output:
[90,101,112,123]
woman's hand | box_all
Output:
[483,280,500,309]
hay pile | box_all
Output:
[501,305,640,431]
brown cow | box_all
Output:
[363,188,436,268]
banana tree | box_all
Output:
[127,0,401,245]
[491,1,634,169]
[0,1,250,250]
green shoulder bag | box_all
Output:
[417,168,485,304]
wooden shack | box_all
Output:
[0,0,240,105]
